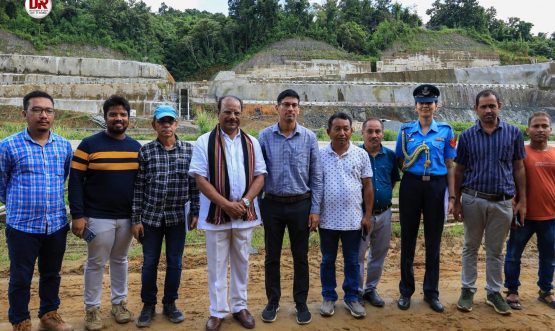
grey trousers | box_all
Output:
[84,217,133,309]
[358,208,392,293]
[461,193,512,293]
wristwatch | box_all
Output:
[242,198,251,207]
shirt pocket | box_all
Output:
[175,157,190,179]
[19,154,44,175]
[291,149,309,170]
[431,140,445,151]
[52,154,66,176]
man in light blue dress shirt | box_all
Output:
[258,89,323,325]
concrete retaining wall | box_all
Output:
[377,50,500,72]
[0,54,170,79]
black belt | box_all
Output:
[373,204,392,215]
[462,188,513,202]
[403,172,446,181]
[264,192,311,203]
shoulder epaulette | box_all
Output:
[436,121,452,128]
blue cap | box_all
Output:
[154,105,177,120]
[413,84,440,103]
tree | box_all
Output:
[336,21,368,53]
[426,0,487,32]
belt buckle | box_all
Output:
[422,175,430,181]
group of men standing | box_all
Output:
[0,86,553,331]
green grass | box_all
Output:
[195,110,218,134]
[0,219,464,271]
[391,222,464,238]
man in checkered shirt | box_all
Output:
[131,105,200,327]
[0,91,73,331]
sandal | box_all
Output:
[505,291,522,310]
[538,290,555,309]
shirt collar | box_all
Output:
[220,128,242,141]
[272,122,300,137]
[155,135,181,150]
[326,142,354,156]
[359,143,385,156]
[474,118,505,132]
[405,119,438,134]
[23,129,54,144]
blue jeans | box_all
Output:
[140,221,186,305]
[6,224,69,324]
[504,219,555,292]
[319,228,361,303]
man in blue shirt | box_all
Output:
[258,89,323,325]
[0,91,73,331]
[454,89,526,315]
[358,118,400,307]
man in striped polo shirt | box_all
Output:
[454,89,526,315]
[68,95,141,330]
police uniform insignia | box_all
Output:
[421,86,430,96]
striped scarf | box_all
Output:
[207,125,257,224]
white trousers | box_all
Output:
[205,227,253,318]
[84,217,133,309]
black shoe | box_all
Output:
[261,303,280,323]
[363,290,385,307]
[163,302,185,323]
[295,303,312,325]
[136,304,155,328]
[397,295,411,310]
[424,297,444,313]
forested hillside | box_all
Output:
[0,0,553,81]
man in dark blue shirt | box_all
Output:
[454,89,526,315]
[357,118,400,308]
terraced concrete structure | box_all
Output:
[179,61,555,127]
[1,53,553,128]
[0,54,176,115]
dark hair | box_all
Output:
[103,95,131,119]
[327,112,352,129]
[362,117,384,131]
[474,89,501,108]
[277,89,300,104]
[23,90,54,110]
[528,111,552,126]
[217,95,243,113]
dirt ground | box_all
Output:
[0,235,552,331]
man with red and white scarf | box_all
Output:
[189,95,267,331]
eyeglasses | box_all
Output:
[28,107,54,115]
[279,102,299,109]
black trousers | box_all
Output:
[398,173,446,299]
[261,198,311,305]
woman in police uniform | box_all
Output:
[395,84,456,313]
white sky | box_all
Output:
[141,0,553,35]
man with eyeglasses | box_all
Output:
[131,105,199,327]
[258,89,323,325]
[0,91,73,331]
[68,95,141,330]
[454,89,526,315]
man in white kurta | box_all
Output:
[189,95,266,331]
